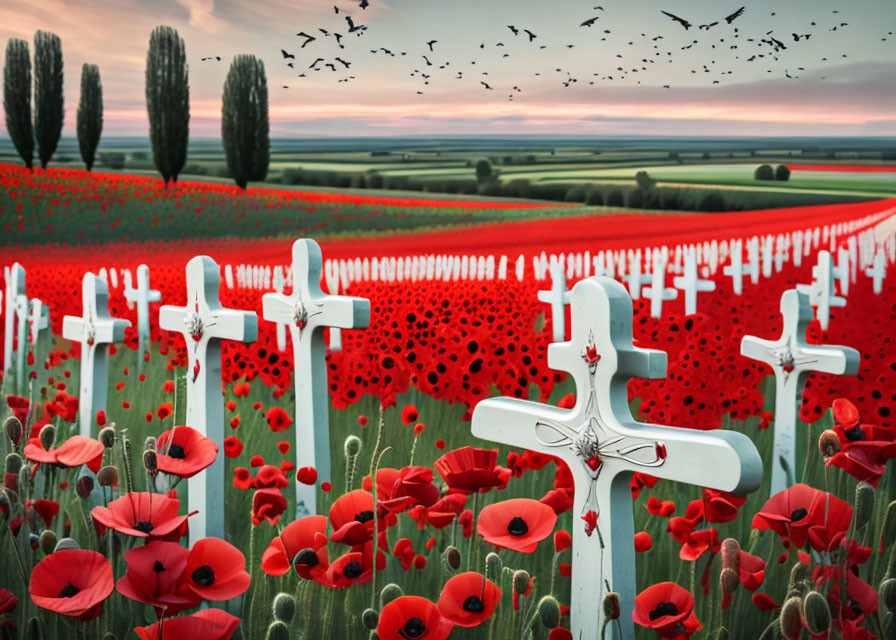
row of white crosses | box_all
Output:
[3,263,54,395]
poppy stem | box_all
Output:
[466,492,479,571]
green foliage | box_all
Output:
[222,54,269,190]
[754,164,775,181]
[475,158,493,181]
[145,25,189,186]
[98,152,125,169]
[3,38,34,169]
[76,63,103,171]
[635,170,656,190]
[33,30,64,169]
[698,190,726,212]
[775,164,792,181]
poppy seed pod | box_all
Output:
[720,568,739,595]
[102,634,119,640]
[97,465,118,488]
[720,538,740,571]
[513,570,531,595]
[144,436,156,451]
[4,416,23,445]
[143,450,158,474]
[39,424,55,450]
[881,500,896,551]
[38,530,57,556]
[98,426,116,448]
[818,430,840,458]
[442,545,461,571]
[264,621,289,640]
[537,595,561,629]
[272,593,296,623]
[853,482,875,530]
[54,538,80,552]
[5,452,23,475]
[779,596,803,640]
[716,627,730,640]
[344,435,362,458]
[379,583,404,609]
[18,463,33,493]
[879,578,896,611]
[76,476,94,499]
[602,592,621,621]
[362,608,379,630]
[789,562,811,593]
[485,552,503,582]
[26,616,44,640]
[801,591,831,635]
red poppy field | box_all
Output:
[2,166,896,640]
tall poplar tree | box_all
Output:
[3,38,33,169]
[77,63,103,171]
[145,26,189,185]
[33,30,64,169]
[221,54,269,190]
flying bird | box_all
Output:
[524,29,537,41]
[661,10,692,30]
[296,32,316,47]
[359,0,368,8]
[309,57,324,68]
[508,25,519,35]
[725,7,745,24]
[333,5,339,13]
[345,16,366,32]
[481,81,493,89]
[581,17,599,27]
[281,49,296,59]
[335,57,351,68]
[426,40,437,51]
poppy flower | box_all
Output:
[5,395,29,432]
[155,426,219,478]
[178,538,250,601]
[437,572,502,627]
[401,404,419,425]
[264,407,292,432]
[322,548,384,589]
[92,492,193,540]
[133,608,240,640]
[702,489,746,524]
[408,493,467,530]
[296,466,318,485]
[540,488,573,515]
[29,549,114,620]
[377,596,454,640]
[252,488,288,526]
[632,582,702,639]
[329,490,377,546]
[827,420,896,487]
[29,498,60,529]
[223,436,242,459]
[434,447,504,494]
[24,435,104,473]
[752,484,852,551]
[261,514,329,577]
[0,588,17,615]
[253,465,289,490]
[477,498,557,553]
[116,542,200,615]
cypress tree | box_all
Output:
[145,26,189,186]
[33,30,64,169]
[76,63,103,171]
[3,38,33,169]
[222,54,269,190]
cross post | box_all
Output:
[537,262,571,342]
[672,248,715,315]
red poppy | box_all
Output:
[179,537,250,601]
[635,531,654,552]
[251,488,288,526]
[329,489,377,546]
[751,593,779,611]
[5,395,29,432]
[647,496,676,518]
[29,498,60,529]
[377,596,454,640]
[155,426,219,478]
[632,582,702,639]
[477,498,557,553]
[223,436,242,458]
[29,549,114,620]
[401,404,419,425]
[388,466,440,511]
[679,527,719,561]
[133,608,240,640]
[540,488,573,514]
[296,466,318,485]
[702,489,746,523]
[434,447,504,494]
[0,588,17,615]
[24,435,104,473]
[261,514,329,577]
[264,406,292,432]
[408,493,467,530]
[253,465,289,489]
[322,547,384,589]
[752,484,852,551]
[667,500,704,544]
[437,572,502,627]
[92,492,193,540]
[827,418,896,487]
[116,541,201,615]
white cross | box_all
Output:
[262,239,370,517]
[622,250,646,300]
[159,256,258,543]
[29,298,50,378]
[641,250,677,319]
[472,277,762,640]
[723,239,758,295]
[866,247,886,294]
[672,249,715,315]
[741,288,858,495]
[537,262,571,342]
[836,247,851,296]
[62,273,130,437]
[323,260,345,351]
[3,262,26,378]
[12,293,29,394]
[270,265,289,352]
[123,264,161,359]
[797,250,846,331]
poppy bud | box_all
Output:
[76,476,94,499]
[272,593,296,623]
[818,430,840,458]
[537,595,561,629]
[513,570,531,596]
[144,436,156,451]
[38,529,57,555]
[720,538,740,571]
[97,465,118,488]
[362,608,379,630]
[779,596,803,640]
[442,545,461,571]
[379,583,403,609]
[344,435,362,458]
[882,500,896,551]
[264,621,289,640]
[54,537,80,552]
[102,634,119,640]
[485,552,503,583]
[4,416,23,446]
[26,616,44,640]
[720,568,739,596]
[853,482,875,530]
[143,450,158,475]
[5,452,23,475]
[39,424,55,450]
[602,592,621,621]
[716,628,730,640]
[801,591,831,635]
[789,562,811,594]
[880,578,896,611]
[98,426,116,448]
[18,463,32,494]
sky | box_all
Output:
[1,0,895,138]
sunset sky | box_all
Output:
[1,0,894,138]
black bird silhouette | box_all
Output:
[359,0,368,8]
[319,28,330,35]
[581,17,599,27]
[481,81,493,89]
[296,32,316,48]
[508,25,519,35]
[281,49,296,59]
[725,7,745,24]
[345,16,366,32]
[333,5,339,13]
[698,21,719,30]
[287,62,294,68]
[325,63,336,71]
[426,40,437,51]
[200,56,221,61]
[661,11,692,30]
[422,55,432,66]
[333,33,344,47]
[309,57,324,68]
[335,57,351,68]
[524,29,537,41]
[792,33,811,41]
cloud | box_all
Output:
[176,0,229,32]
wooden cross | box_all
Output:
[472,276,762,640]
[62,273,130,437]
[741,288,859,494]
[672,248,715,316]
[537,262,571,342]
[262,239,370,517]
[159,256,258,543]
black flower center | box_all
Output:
[843,426,866,442]
[295,548,320,568]
[343,560,363,579]
[154,561,165,573]
[355,510,375,524]
[134,520,155,534]
[57,582,80,598]
[192,565,215,586]
[399,617,426,639]
[463,596,485,613]
[790,508,809,522]
[507,516,529,536]
[649,601,679,620]
[167,444,186,459]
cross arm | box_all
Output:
[740,335,779,364]
[472,397,571,456]
[321,294,370,330]
[262,292,295,324]
[800,344,859,376]
[61,316,83,341]
[158,305,187,332]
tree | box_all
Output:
[76,63,103,171]
[221,54,269,190]
[754,164,775,181]
[635,170,656,190]
[3,38,33,169]
[475,158,493,181]
[146,26,189,186]
[775,164,791,181]
[33,30,64,169]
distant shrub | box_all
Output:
[584,187,603,206]
[475,158,493,181]
[698,191,726,212]
[503,178,531,199]
[754,164,775,180]
[367,173,384,189]
[606,189,625,207]
[182,163,208,176]
[564,185,587,203]
[280,168,303,185]
[775,165,791,181]
[99,152,125,169]
[635,170,656,190]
